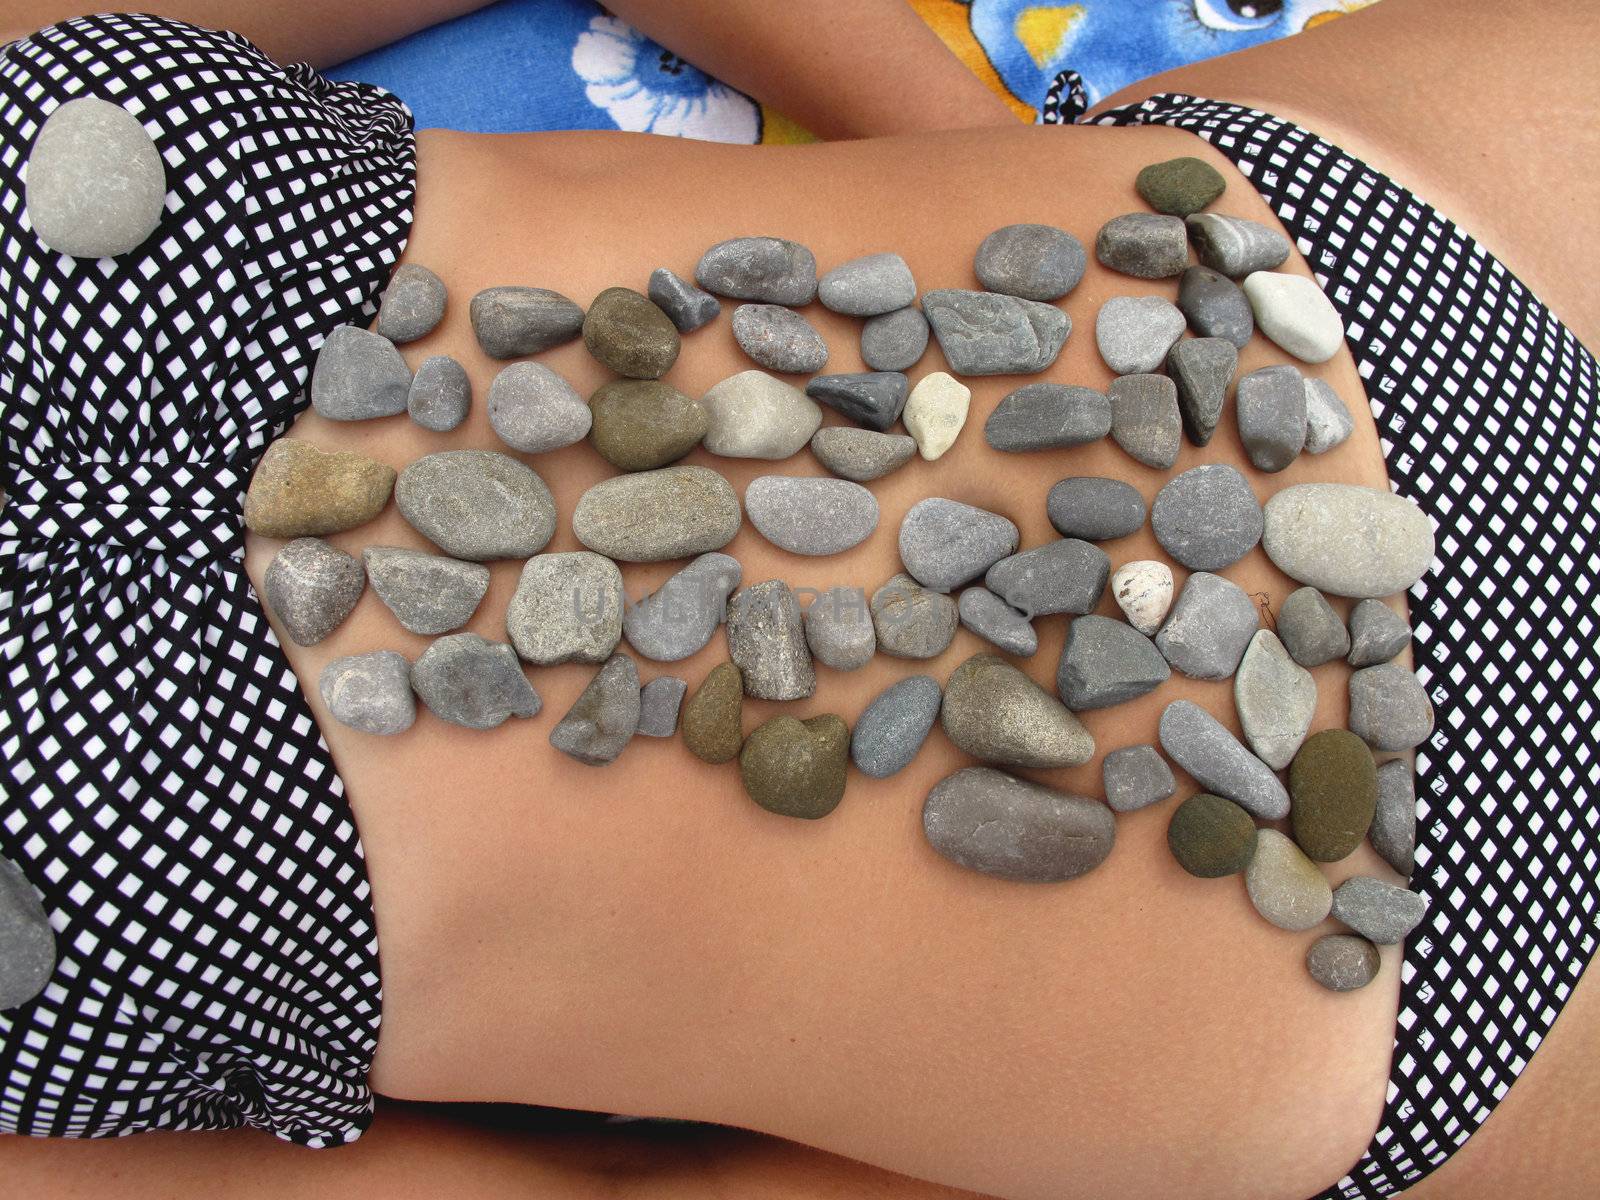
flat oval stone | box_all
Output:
[702,370,823,459]
[899,498,1019,592]
[810,427,917,482]
[1263,483,1435,598]
[923,767,1114,883]
[1243,271,1345,363]
[1155,571,1260,681]
[623,552,742,661]
[362,545,490,635]
[1167,793,1256,878]
[1306,933,1381,992]
[1095,213,1187,279]
[746,476,878,556]
[871,573,959,659]
[1095,296,1186,374]
[1348,663,1435,751]
[1108,374,1181,469]
[986,538,1109,618]
[638,676,687,738]
[573,465,741,563]
[973,223,1087,301]
[985,383,1110,452]
[26,96,165,258]
[806,372,909,430]
[1289,728,1378,862]
[1159,699,1289,820]
[1056,614,1170,710]
[470,286,585,358]
[397,450,556,561]
[1112,559,1174,636]
[0,853,55,1009]
[243,438,394,539]
[1186,213,1290,277]
[411,632,541,729]
[583,286,680,379]
[376,263,446,343]
[408,355,470,432]
[733,303,829,374]
[852,675,942,778]
[740,715,849,819]
[506,551,624,665]
[311,325,411,421]
[1331,875,1428,945]
[1167,337,1238,447]
[904,372,972,460]
[550,654,641,766]
[262,538,364,646]
[1177,266,1253,348]
[682,662,743,764]
[1370,759,1417,877]
[1303,377,1355,454]
[818,252,917,315]
[727,580,815,700]
[1233,629,1316,770]
[803,586,876,670]
[922,289,1070,376]
[1277,586,1351,667]
[1135,156,1226,216]
[648,267,721,333]
[957,587,1038,657]
[1151,464,1263,571]
[1236,364,1308,472]
[1245,828,1333,931]
[1347,598,1412,667]
[860,306,930,372]
[319,650,415,735]
[487,362,591,453]
[1101,744,1176,813]
[695,236,818,305]
[942,653,1095,769]
[589,379,708,470]
[1046,476,1146,541]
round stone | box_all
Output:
[623,552,742,662]
[262,538,364,646]
[702,370,823,459]
[470,286,584,358]
[506,551,625,665]
[806,372,909,431]
[487,362,591,453]
[1056,615,1170,710]
[810,427,917,482]
[1245,828,1333,931]
[1159,699,1290,821]
[1289,729,1378,862]
[740,715,849,820]
[319,651,415,736]
[818,252,917,315]
[695,237,818,305]
[860,306,930,372]
[311,325,411,421]
[1177,266,1253,348]
[726,580,815,701]
[243,438,394,539]
[986,538,1110,619]
[1094,213,1188,279]
[362,545,490,636]
[1135,156,1226,216]
[1306,934,1381,992]
[1277,587,1351,667]
[1347,599,1412,667]
[682,662,744,764]
[572,466,741,562]
[376,263,447,343]
[397,450,556,561]
[1370,759,1417,878]
[1331,875,1428,946]
[899,498,1019,592]
[923,767,1115,884]
[871,574,959,659]
[408,355,470,432]
[1151,464,1263,571]
[638,677,687,738]
[410,633,541,730]
[582,286,680,379]
[1243,271,1345,363]
[973,223,1087,301]
[1046,476,1146,541]
[1233,629,1317,770]
[1101,744,1177,814]
[942,653,1095,769]
[1108,374,1182,469]
[922,290,1070,376]
[1168,337,1238,448]
[1348,663,1435,751]
[1236,364,1308,473]
[26,96,165,258]
[1155,571,1260,681]
[803,586,876,670]
[1095,296,1186,375]
[0,853,55,1010]
[957,586,1038,657]
[732,303,829,374]
[1168,794,1257,878]
[984,383,1110,452]
[1263,483,1435,598]
[647,267,721,333]
[1111,559,1174,636]
[589,379,708,470]
[1303,378,1356,454]
[904,372,972,460]
[852,675,942,778]
[1186,213,1290,277]
[549,654,641,766]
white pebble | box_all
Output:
[904,371,970,461]
[1242,271,1345,363]
[1112,560,1173,635]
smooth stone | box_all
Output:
[852,675,942,778]
[810,427,917,482]
[1306,934,1382,992]
[589,379,708,470]
[702,370,823,458]
[957,587,1038,657]
[904,371,972,460]
[1245,829,1333,931]
[740,715,849,820]
[806,372,909,431]
[1186,213,1291,277]
[1349,664,1435,751]
[922,289,1070,376]
[0,853,55,1009]
[923,767,1114,884]
[1112,560,1174,636]
[1370,759,1417,877]
[746,476,878,556]
[1331,876,1428,945]
[470,286,585,358]
[1167,336,1238,447]
[860,307,930,372]
[362,545,490,635]
[1303,378,1356,454]
[319,651,415,736]
[411,633,541,729]
[1056,615,1170,710]
[899,498,1019,592]
[1095,295,1186,375]
[1155,571,1260,681]
[803,586,877,670]
[487,362,591,453]
[311,325,411,421]
[1233,629,1317,770]
[986,538,1109,618]
[1151,464,1263,571]
[1168,793,1257,878]
[1290,729,1379,861]
[1263,484,1435,598]
[1101,744,1176,814]
[572,466,741,562]
[550,654,642,766]
[243,438,394,538]
[1094,213,1187,279]
[583,286,680,379]
[1136,156,1226,216]
[732,303,829,374]
[1243,271,1345,363]
[1046,476,1146,541]
[818,252,917,315]
[1159,699,1290,820]
[648,267,721,333]
[376,263,446,343]
[682,662,744,764]
[506,551,625,665]
[26,96,164,258]
[695,237,818,305]
[871,573,959,659]
[985,383,1110,452]
[637,676,687,738]
[1236,364,1308,472]
[973,223,1087,302]
[408,355,470,432]
[623,552,742,661]
[1347,599,1412,667]
[1108,374,1182,469]
[942,653,1095,769]
[396,450,557,561]
[726,580,815,701]
[1277,587,1352,667]
[1177,265,1254,349]
[262,538,364,646]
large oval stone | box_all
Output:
[572,466,741,562]
[923,767,1114,883]
[1289,729,1378,862]
[396,450,557,561]
[1263,484,1435,598]
[26,97,165,257]
[942,653,1094,769]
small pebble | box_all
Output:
[1095,213,1188,279]
[1167,336,1238,447]
[487,362,591,453]
[411,633,541,729]
[1276,587,1351,667]
[1370,759,1417,878]
[311,325,411,421]
[1263,484,1435,598]
[1243,271,1345,363]
[1289,729,1378,862]
[1046,476,1145,541]
[648,267,721,333]
[852,676,942,778]
[623,552,742,662]
[1236,364,1308,473]
[958,587,1038,657]
[740,715,850,820]
[243,438,394,539]
[1112,560,1174,635]
[1233,630,1316,770]
[818,252,917,315]
[408,355,471,432]
[1348,663,1435,751]
[1095,296,1186,374]
[1177,266,1253,348]
[682,662,744,764]
[262,538,364,646]
[861,307,930,372]
[727,580,816,700]
[904,371,972,459]
[986,538,1109,618]
[695,237,818,305]
[746,476,878,556]
[984,383,1110,452]
[0,853,55,1009]
[803,586,877,670]
[1186,213,1290,277]
[1108,374,1182,469]
[806,372,909,431]
[1101,744,1176,813]
[899,497,1018,592]
[376,263,447,343]
[397,450,556,561]
[1155,571,1260,680]
[871,573,959,659]
[319,651,415,735]
[810,427,917,482]
[637,676,687,738]
[1245,829,1333,931]
[973,223,1087,301]
[26,96,165,258]
[550,654,642,766]
[1159,699,1289,820]
[1056,615,1170,710]
[922,290,1069,376]
[1167,794,1257,878]
[1303,378,1356,454]
[362,545,490,635]
[1347,599,1412,667]
[1306,934,1382,992]
[572,466,741,562]
[1135,156,1226,216]
[1331,876,1428,945]
[732,303,829,373]
[470,286,585,358]
[942,653,1095,769]
[589,379,709,470]
[1151,464,1263,571]
[506,551,624,665]
[923,767,1114,883]
[702,370,823,459]
[583,286,680,379]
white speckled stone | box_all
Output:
[746,476,878,556]
[1155,571,1260,681]
[701,370,823,459]
[506,551,624,666]
[1111,560,1174,636]
[376,263,447,343]
[0,854,56,1009]
[903,371,971,461]
[487,362,591,453]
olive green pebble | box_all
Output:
[739,714,850,820]
[1167,793,1258,878]
[1305,933,1381,992]
[582,286,681,379]
[682,662,744,765]
[1289,729,1378,862]
[1135,157,1226,217]
[589,379,709,470]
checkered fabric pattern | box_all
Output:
[0,15,414,1145]
[1093,95,1600,1196]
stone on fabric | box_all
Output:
[0,854,55,1009]
[26,96,166,258]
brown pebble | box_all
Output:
[739,714,850,820]
[1167,793,1257,878]
[682,662,744,764]
[1289,729,1378,862]
[583,286,681,379]
[243,438,394,539]
[1305,933,1381,992]
[589,379,709,471]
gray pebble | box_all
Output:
[648,267,721,333]
[469,286,585,358]
[818,252,917,315]
[1177,266,1253,348]
[408,355,470,432]
[397,450,556,561]
[1095,296,1186,374]
[1160,699,1290,820]
[1155,571,1260,681]
[506,551,624,665]
[1056,615,1170,710]
[803,586,877,670]
[727,580,816,700]
[1263,484,1436,598]
[923,767,1114,883]
[1167,336,1238,447]
[973,223,1087,301]
[852,675,942,778]
[1277,587,1351,667]
[985,538,1109,618]
[26,96,165,258]
[1108,374,1182,469]
[376,263,446,343]
[1186,213,1291,277]
[810,427,917,482]
[638,676,687,737]
[1233,629,1316,770]
[806,372,909,431]
[1347,599,1412,666]
[1236,363,1307,473]
[745,476,878,556]
[1349,663,1435,751]
[1306,934,1382,992]
[860,306,930,371]
[573,466,741,562]
[0,853,55,1010]
[1370,759,1417,877]
[695,236,817,305]
[922,289,1070,376]
[957,587,1038,657]
[984,383,1111,451]
[550,654,642,766]
[263,538,364,646]
[1101,744,1176,813]
[898,497,1019,592]
[362,545,490,635]
[1245,829,1332,930]
[623,552,742,661]
[411,632,541,729]
[1303,377,1356,453]
[871,573,959,659]
[942,653,1095,769]
[1331,876,1428,945]
[311,325,411,421]
[487,361,591,453]
[1151,463,1263,571]
[703,370,823,458]
[1046,476,1146,541]
[319,650,416,735]
[1095,213,1188,279]
[732,304,829,373]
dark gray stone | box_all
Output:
[262,538,364,646]
[984,383,1110,451]
[408,355,470,432]
[1263,484,1436,599]
[1155,571,1260,680]
[1095,295,1186,374]
[26,97,165,258]
[1158,699,1290,820]
[1108,374,1182,469]
[803,586,876,670]
[1186,212,1290,277]
[860,306,930,372]
[362,545,490,636]
[319,651,415,735]
[727,580,815,700]
[1101,744,1176,813]
[1277,587,1351,667]
[1349,664,1435,751]
[506,551,624,665]
[0,853,56,1009]
[1151,464,1264,571]
[1236,363,1307,473]
[810,427,917,482]
[1303,377,1356,454]
[648,267,721,333]
[1332,875,1429,945]
[469,286,585,358]
[572,466,742,563]
[922,289,1070,376]
[1045,476,1146,541]
[411,633,541,729]
[985,539,1109,618]
[871,573,959,659]
[923,767,1114,883]
[1167,336,1238,447]
[818,252,917,315]
[1057,615,1170,710]
[958,587,1037,657]
[732,303,829,373]
[311,325,411,421]
[973,223,1087,301]
[746,475,878,556]
[1347,599,1413,666]
[623,552,742,662]
[852,675,942,778]
[695,237,817,305]
[397,450,557,561]
[376,263,447,343]
[637,676,687,737]
[550,654,642,766]
[1177,266,1253,348]
[805,372,909,430]
[487,361,591,453]
[898,498,1019,592]
[1371,759,1417,878]
[1094,213,1187,278]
